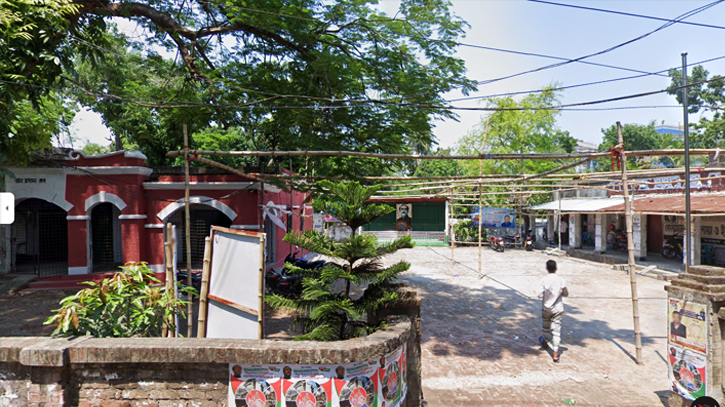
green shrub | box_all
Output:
[44,263,193,337]
[454,220,487,242]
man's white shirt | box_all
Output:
[539,274,567,313]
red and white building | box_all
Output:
[1,150,311,277]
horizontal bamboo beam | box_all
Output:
[167,148,720,161]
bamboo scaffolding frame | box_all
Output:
[197,236,212,338]
[167,148,721,161]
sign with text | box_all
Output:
[668,343,707,401]
[471,207,515,229]
[668,299,707,354]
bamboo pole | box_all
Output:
[197,236,212,338]
[449,188,455,267]
[188,155,262,182]
[258,234,265,340]
[520,158,594,181]
[166,148,721,161]
[163,222,175,338]
[479,115,491,177]
[617,121,643,364]
[183,124,193,338]
[477,183,483,280]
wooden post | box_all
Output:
[163,223,175,337]
[258,234,265,339]
[183,124,193,337]
[557,196,562,253]
[617,121,643,364]
[197,236,212,338]
[477,182,483,279]
[449,188,455,267]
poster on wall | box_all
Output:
[668,344,707,400]
[668,299,707,354]
[663,215,685,242]
[701,216,725,266]
[228,344,407,407]
[395,204,412,231]
[471,207,515,229]
[313,213,325,231]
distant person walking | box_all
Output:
[538,260,569,363]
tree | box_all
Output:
[1,0,105,165]
[265,181,414,341]
[596,121,675,170]
[6,0,477,175]
[80,141,114,156]
[456,87,577,177]
[411,148,462,178]
[668,65,725,150]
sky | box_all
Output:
[69,0,725,150]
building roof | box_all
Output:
[528,197,631,212]
[600,193,725,215]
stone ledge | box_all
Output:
[2,317,411,367]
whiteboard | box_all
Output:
[206,227,265,339]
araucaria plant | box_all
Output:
[266,181,414,341]
[44,263,192,337]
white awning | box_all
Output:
[528,197,632,212]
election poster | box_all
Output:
[395,204,412,231]
[668,344,707,401]
[668,299,707,354]
[229,344,407,407]
[471,207,515,229]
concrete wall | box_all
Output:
[1,318,419,407]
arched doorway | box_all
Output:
[169,204,232,269]
[12,198,68,276]
[90,203,123,272]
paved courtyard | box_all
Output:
[389,246,670,407]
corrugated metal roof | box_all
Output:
[528,197,631,212]
[601,193,725,214]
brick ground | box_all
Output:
[387,246,670,407]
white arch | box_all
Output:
[156,196,237,222]
[85,191,127,213]
[14,192,73,212]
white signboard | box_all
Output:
[206,227,265,339]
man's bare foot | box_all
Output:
[553,351,560,363]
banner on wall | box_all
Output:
[228,344,407,407]
[701,217,725,266]
[668,299,707,354]
[668,343,707,400]
[471,207,515,229]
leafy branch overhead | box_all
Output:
[266,181,414,341]
[2,0,476,175]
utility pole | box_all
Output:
[682,53,692,273]
[617,121,643,364]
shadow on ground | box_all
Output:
[402,247,658,364]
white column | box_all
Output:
[688,217,702,266]
[632,213,648,260]
[569,214,581,248]
[444,200,450,241]
[595,214,605,253]
[547,213,554,242]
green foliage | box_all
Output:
[265,181,414,341]
[44,263,193,337]
[1,0,105,165]
[4,0,476,175]
[453,220,486,242]
[191,127,257,168]
[80,141,114,156]
[596,121,676,170]
[411,148,462,178]
[456,86,577,177]
[668,65,725,150]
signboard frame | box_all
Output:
[204,226,266,339]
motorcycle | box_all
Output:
[489,236,505,252]
[608,229,628,251]
[525,236,534,251]
[542,228,548,243]
[266,251,326,298]
[502,234,521,249]
[662,233,683,260]
[176,270,202,294]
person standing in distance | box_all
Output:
[538,260,569,363]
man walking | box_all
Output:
[538,260,568,362]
